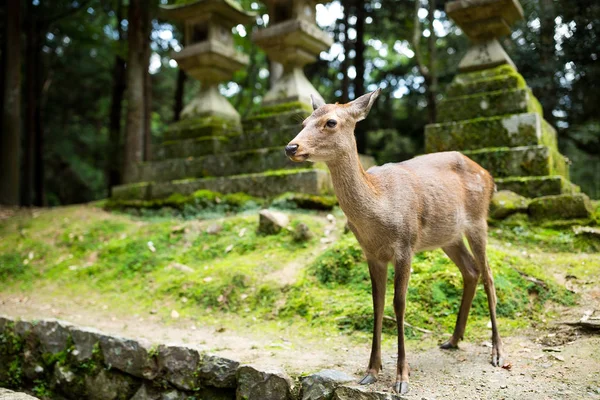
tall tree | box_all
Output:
[172,69,186,122]
[107,0,127,194]
[354,0,367,153]
[0,0,22,206]
[412,0,438,124]
[123,0,152,182]
[340,0,352,103]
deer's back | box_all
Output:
[366,151,494,252]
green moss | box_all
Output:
[272,192,338,211]
[437,88,534,123]
[249,101,313,119]
[528,194,593,220]
[489,190,530,220]
[495,175,572,198]
[164,115,241,141]
[447,69,526,97]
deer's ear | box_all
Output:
[348,88,381,121]
[310,94,326,111]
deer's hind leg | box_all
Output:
[466,222,505,367]
[440,240,481,349]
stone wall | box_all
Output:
[0,316,401,400]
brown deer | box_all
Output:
[285,89,505,394]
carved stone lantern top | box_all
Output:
[446,0,524,40]
[446,0,524,72]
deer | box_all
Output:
[284,89,505,394]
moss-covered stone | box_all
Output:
[250,101,313,117]
[489,190,530,219]
[272,192,338,210]
[462,145,568,178]
[155,135,231,160]
[111,182,151,201]
[135,147,308,183]
[437,88,540,123]
[528,193,593,220]
[164,115,242,141]
[447,68,526,97]
[149,169,334,199]
[494,175,573,198]
[449,64,520,84]
[425,113,551,153]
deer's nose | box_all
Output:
[285,144,299,156]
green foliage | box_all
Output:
[309,235,365,285]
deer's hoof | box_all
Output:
[439,340,459,350]
[393,381,409,394]
[358,373,377,385]
[492,351,506,367]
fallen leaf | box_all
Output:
[502,362,512,370]
[225,244,234,253]
[171,310,180,319]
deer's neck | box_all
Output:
[327,151,379,223]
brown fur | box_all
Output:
[287,90,505,394]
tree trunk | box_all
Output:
[354,0,367,153]
[539,0,556,123]
[143,65,152,161]
[0,0,22,206]
[23,2,36,206]
[107,0,126,195]
[340,0,352,103]
[426,0,437,123]
[123,0,151,183]
[173,68,186,122]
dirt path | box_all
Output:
[2,290,599,399]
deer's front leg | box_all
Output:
[358,258,388,386]
[392,252,412,395]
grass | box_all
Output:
[0,203,598,349]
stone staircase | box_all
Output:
[112,104,341,201]
[426,66,581,196]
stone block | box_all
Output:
[69,326,105,362]
[437,88,540,123]
[0,388,40,400]
[53,363,87,400]
[111,182,151,201]
[301,369,355,400]
[495,176,574,198]
[236,366,293,400]
[198,354,240,389]
[425,113,549,152]
[332,385,404,400]
[528,193,593,220]
[135,147,304,183]
[489,190,530,219]
[84,369,140,400]
[149,169,333,200]
[157,344,200,391]
[462,145,568,178]
[99,335,158,380]
[155,136,231,160]
[447,68,525,97]
[258,210,290,235]
[33,319,71,355]
[163,115,241,141]
[130,384,188,400]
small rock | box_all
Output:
[258,210,290,235]
[198,354,240,388]
[99,335,158,379]
[157,345,200,391]
[225,244,234,253]
[301,369,355,400]
[500,384,508,389]
[168,263,194,273]
[293,223,313,242]
[551,354,565,362]
[489,190,530,220]
[171,310,180,319]
[206,224,222,235]
[326,214,336,223]
[237,366,293,400]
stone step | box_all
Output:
[155,124,302,161]
[529,193,593,220]
[112,169,333,200]
[163,116,242,141]
[447,68,526,97]
[437,88,542,123]
[494,176,578,198]
[133,147,304,183]
[462,145,569,179]
[425,113,557,153]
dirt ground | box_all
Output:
[1,289,599,400]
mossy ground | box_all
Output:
[0,203,598,353]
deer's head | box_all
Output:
[285,89,381,163]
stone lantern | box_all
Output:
[160,0,255,121]
[252,0,333,106]
[446,0,523,72]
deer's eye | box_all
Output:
[326,119,337,128]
